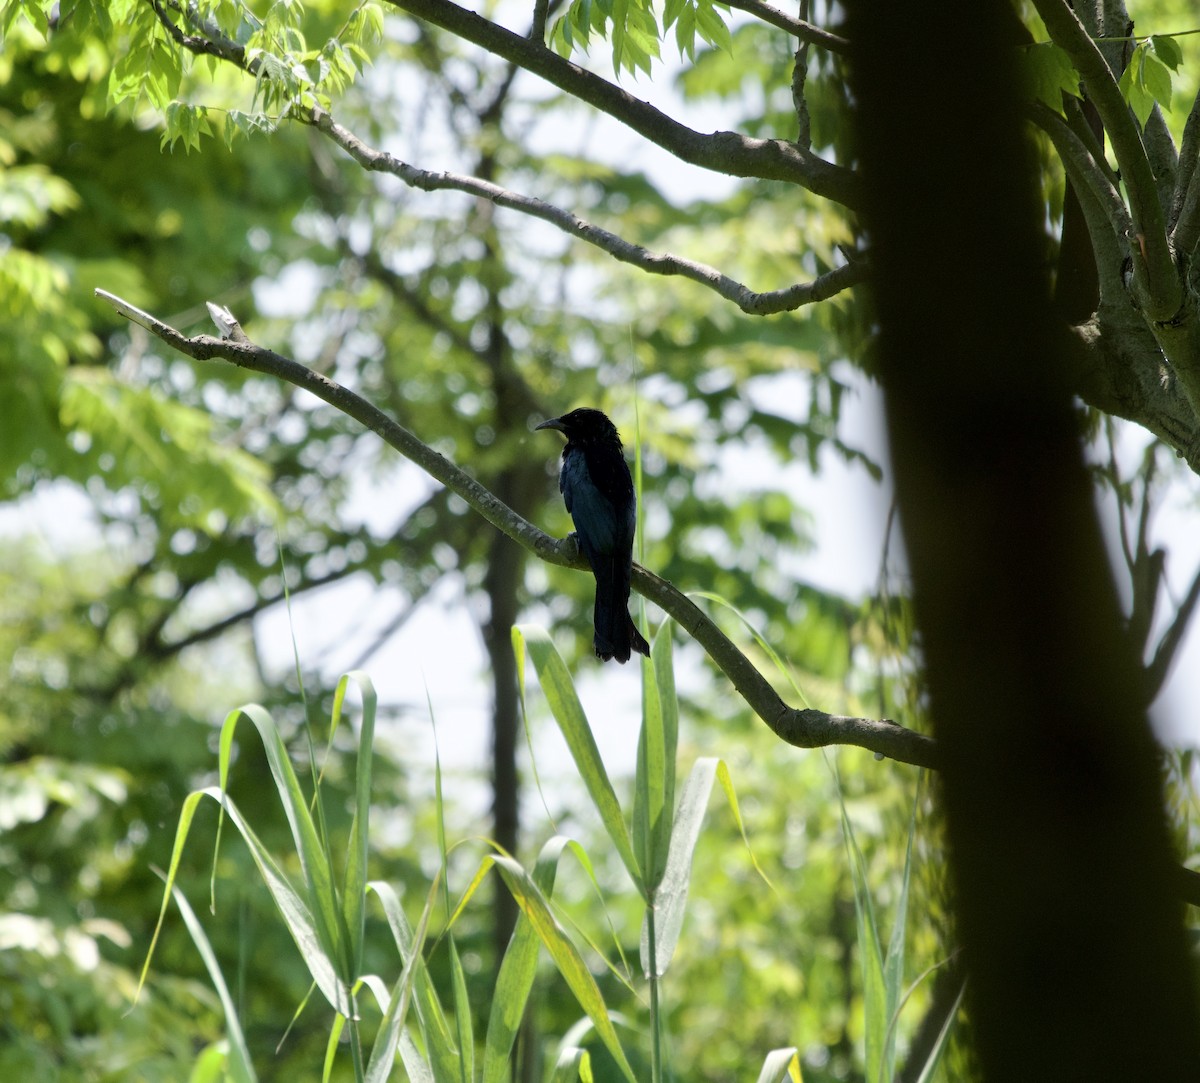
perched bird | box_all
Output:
[536,408,650,664]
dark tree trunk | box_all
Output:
[482,483,524,957]
[847,1,1200,1079]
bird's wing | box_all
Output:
[560,448,618,557]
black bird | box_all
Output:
[536,408,650,663]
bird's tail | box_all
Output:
[593,557,650,664]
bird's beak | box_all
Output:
[535,417,565,433]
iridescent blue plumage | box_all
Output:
[536,408,650,663]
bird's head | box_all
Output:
[535,408,621,446]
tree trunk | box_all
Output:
[847,1,1200,1078]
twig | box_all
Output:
[1029,102,1128,300]
[95,288,938,769]
[721,0,849,54]
[1171,84,1200,252]
[308,105,866,315]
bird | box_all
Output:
[535,408,650,664]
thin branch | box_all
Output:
[1171,84,1200,253]
[721,0,849,54]
[791,0,812,150]
[381,0,862,207]
[1032,0,1181,321]
[95,288,938,769]
[308,104,866,314]
[1030,102,1128,298]
[530,0,550,42]
[147,0,864,313]
[1145,561,1200,701]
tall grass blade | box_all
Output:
[217,705,349,997]
[483,836,571,1083]
[165,877,257,1083]
[448,937,474,1083]
[551,1047,593,1082]
[493,853,637,1083]
[755,1047,802,1083]
[914,981,966,1083]
[881,776,922,1067]
[640,756,716,979]
[141,787,351,1016]
[368,880,458,1081]
[333,672,377,980]
[365,874,442,1083]
[512,625,641,890]
[634,623,678,895]
[833,766,888,1082]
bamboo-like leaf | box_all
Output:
[914,982,966,1083]
[336,672,377,981]
[652,625,679,879]
[834,766,888,1082]
[513,625,641,890]
[217,705,348,990]
[634,634,665,891]
[166,878,257,1083]
[142,786,351,1015]
[551,1046,593,1082]
[640,756,716,978]
[365,874,442,1083]
[483,835,571,1083]
[448,936,474,1083]
[755,1047,802,1083]
[634,623,678,895]
[881,777,922,1067]
[368,880,458,1082]
[493,853,637,1083]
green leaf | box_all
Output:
[165,879,258,1083]
[694,0,731,54]
[1019,42,1081,113]
[333,672,377,981]
[367,881,458,1082]
[483,835,570,1083]
[640,756,717,978]
[513,625,641,890]
[364,875,442,1083]
[834,764,890,1082]
[913,982,967,1083]
[493,854,637,1083]
[634,623,678,893]
[1149,34,1182,71]
[140,786,351,1017]
[755,1048,802,1083]
[1139,51,1173,113]
[551,1047,593,1082]
[1119,54,1156,126]
[447,937,474,1083]
[216,704,349,1001]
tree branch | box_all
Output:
[1031,102,1130,283]
[381,0,862,208]
[1031,0,1180,322]
[1145,560,1200,702]
[1171,83,1200,255]
[95,288,938,769]
[720,0,849,54]
[307,104,866,314]
[147,0,864,312]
